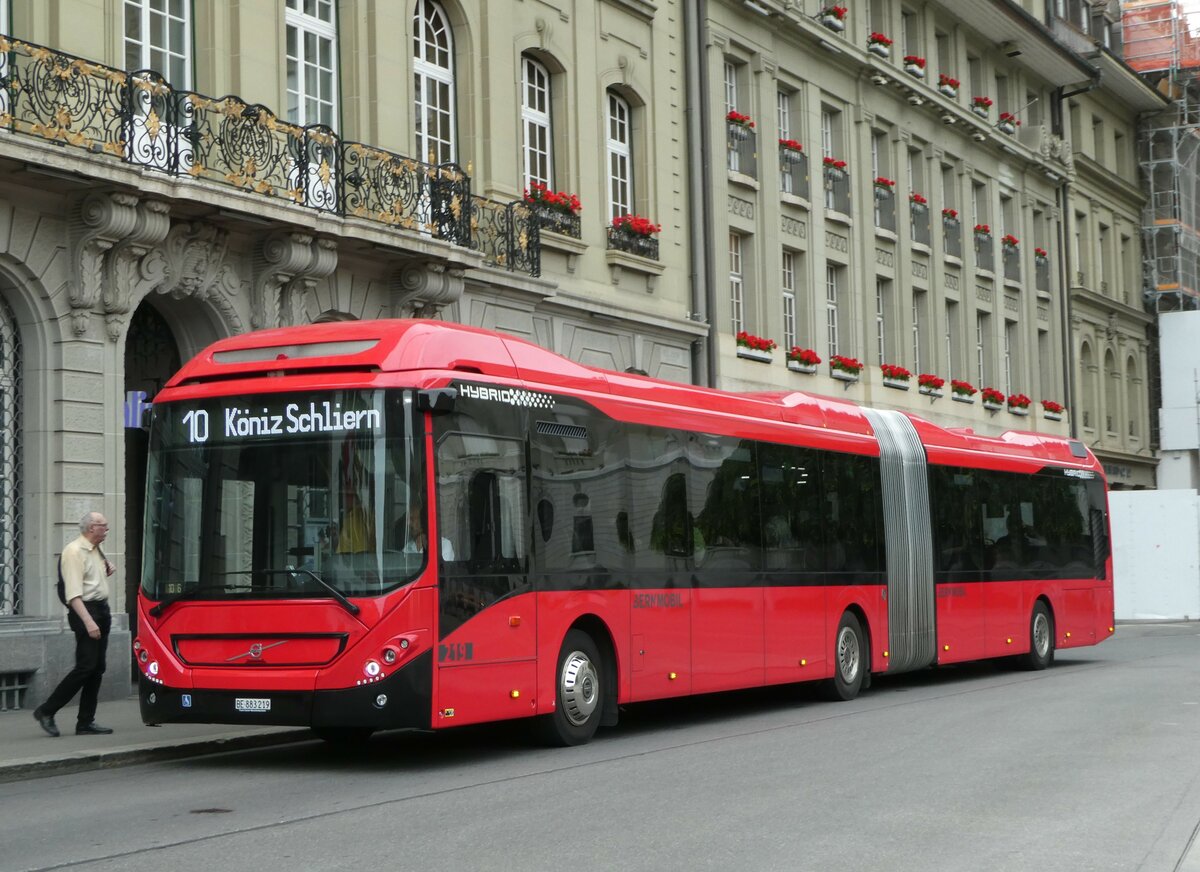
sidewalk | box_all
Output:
[0,694,311,782]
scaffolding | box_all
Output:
[1125,0,1200,311]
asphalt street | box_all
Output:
[4,622,1200,872]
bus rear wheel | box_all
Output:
[1023,601,1055,670]
[824,612,867,701]
[540,629,603,746]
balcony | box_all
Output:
[1003,247,1021,283]
[975,233,995,272]
[779,148,809,201]
[824,168,851,216]
[607,227,660,261]
[727,125,758,179]
[911,202,931,247]
[0,33,538,276]
[944,218,962,259]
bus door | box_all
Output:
[433,410,536,726]
[929,465,987,663]
[628,428,692,700]
[690,436,765,693]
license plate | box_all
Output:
[234,697,271,713]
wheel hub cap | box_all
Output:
[837,627,860,683]
[560,651,598,726]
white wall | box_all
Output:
[1111,489,1200,620]
[1158,310,1200,453]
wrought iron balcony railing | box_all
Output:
[607,227,659,260]
[0,34,536,275]
[471,196,540,276]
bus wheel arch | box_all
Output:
[569,614,620,727]
[539,619,615,746]
[1023,597,1055,670]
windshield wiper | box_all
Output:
[261,567,361,616]
[147,570,253,617]
[148,584,221,618]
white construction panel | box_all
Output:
[1111,490,1200,621]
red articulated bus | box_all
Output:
[135,319,1113,744]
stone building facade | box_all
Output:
[0,0,1160,707]
[0,0,697,706]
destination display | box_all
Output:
[158,391,387,446]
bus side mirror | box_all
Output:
[417,387,457,414]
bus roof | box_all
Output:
[163,319,1097,471]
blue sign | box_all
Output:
[181,694,192,708]
[124,391,151,429]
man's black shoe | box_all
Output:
[33,708,60,738]
[75,722,114,735]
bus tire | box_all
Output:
[540,629,604,746]
[1023,601,1055,670]
[824,612,867,701]
[312,726,375,745]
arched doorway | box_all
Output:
[123,303,181,661]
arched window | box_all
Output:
[1080,341,1095,431]
[1125,354,1140,439]
[606,91,633,219]
[0,297,21,616]
[521,56,552,190]
[413,0,456,165]
[1104,349,1119,435]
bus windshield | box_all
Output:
[141,389,425,603]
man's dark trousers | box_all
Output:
[41,600,111,726]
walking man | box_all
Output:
[32,511,116,737]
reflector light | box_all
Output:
[399,639,410,649]
[1006,638,1012,644]
[375,694,388,707]
[1065,632,1071,639]
[133,639,142,651]
[510,690,520,699]
[382,647,398,665]
[668,672,677,680]
[139,649,149,663]
[943,644,950,651]
[800,659,807,666]
[509,616,521,627]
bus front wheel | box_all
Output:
[824,612,867,701]
[540,629,604,746]
[1023,601,1055,670]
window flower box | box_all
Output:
[820,5,847,32]
[830,354,863,382]
[951,378,977,403]
[867,32,893,57]
[609,214,661,259]
[525,182,583,237]
[779,138,804,165]
[937,74,959,98]
[971,95,993,119]
[910,192,928,213]
[918,373,945,397]
[736,330,777,362]
[981,387,1005,411]
[974,223,992,242]
[823,156,848,183]
[1041,399,1065,422]
[881,363,912,390]
[727,110,755,141]
[786,346,821,374]
[1007,393,1032,415]
[1001,233,1019,250]
[874,176,896,200]
[1034,246,1049,265]
[942,207,959,227]
[904,55,926,78]
[997,112,1020,135]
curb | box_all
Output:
[0,729,313,784]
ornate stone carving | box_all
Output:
[69,191,142,336]
[101,200,172,341]
[252,233,338,330]
[152,222,245,333]
[391,261,465,317]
